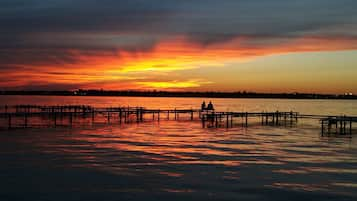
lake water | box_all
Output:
[1,95,357,200]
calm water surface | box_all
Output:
[1,96,357,200]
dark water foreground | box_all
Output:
[1,122,357,201]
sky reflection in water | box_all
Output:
[1,120,356,200]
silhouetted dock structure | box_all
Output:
[320,116,356,135]
[0,105,355,135]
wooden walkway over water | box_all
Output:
[0,105,355,135]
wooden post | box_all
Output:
[321,120,324,135]
[167,110,170,120]
[174,108,177,120]
[191,110,194,121]
[272,114,275,125]
[245,112,248,127]
[140,108,143,122]
[226,114,229,128]
[108,112,110,124]
[350,119,352,135]
[215,113,218,127]
[69,112,73,127]
[295,113,298,122]
[8,114,11,129]
[24,113,28,128]
[266,113,268,125]
[211,113,215,124]
[158,110,160,122]
[343,116,346,135]
[54,112,57,127]
[231,114,233,127]
[119,109,122,124]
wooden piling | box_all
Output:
[69,112,73,127]
[226,114,229,128]
[108,112,110,124]
[266,113,268,125]
[230,114,233,126]
[8,114,11,129]
[54,112,57,127]
[24,113,28,128]
[119,109,122,124]
[245,112,248,127]
[343,115,346,135]
[215,113,218,127]
[140,108,143,122]
[158,110,160,122]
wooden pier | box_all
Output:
[200,111,299,128]
[0,105,202,129]
[320,116,357,135]
[0,105,355,135]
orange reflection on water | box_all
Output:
[268,183,329,192]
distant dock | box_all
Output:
[0,105,355,135]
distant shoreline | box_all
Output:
[1,90,356,100]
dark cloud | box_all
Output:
[2,82,83,91]
[1,0,357,76]
[1,0,356,44]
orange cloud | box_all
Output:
[2,35,357,90]
[137,80,213,89]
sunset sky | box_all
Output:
[1,0,357,93]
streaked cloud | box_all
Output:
[1,0,357,91]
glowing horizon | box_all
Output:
[1,1,357,94]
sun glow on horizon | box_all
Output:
[2,36,357,92]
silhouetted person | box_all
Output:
[207,101,214,110]
[201,101,206,110]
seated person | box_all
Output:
[207,101,214,110]
[201,101,206,110]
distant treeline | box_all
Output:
[1,90,356,99]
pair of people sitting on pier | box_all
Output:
[201,101,214,111]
